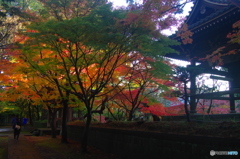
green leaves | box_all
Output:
[24,3,180,61]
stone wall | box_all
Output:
[162,113,240,121]
[67,125,240,159]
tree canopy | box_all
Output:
[0,0,193,152]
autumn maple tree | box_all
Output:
[29,76,67,138]
[0,64,40,125]
[0,54,65,138]
[2,0,192,153]
[108,53,174,121]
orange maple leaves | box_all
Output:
[177,23,193,44]
[199,20,240,66]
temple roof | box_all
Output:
[168,0,240,64]
[204,0,231,5]
[186,0,239,29]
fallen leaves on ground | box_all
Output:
[25,135,120,159]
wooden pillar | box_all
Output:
[229,82,236,113]
[227,63,238,114]
[189,61,197,114]
[229,94,236,113]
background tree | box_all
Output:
[109,53,174,121]
[174,66,190,122]
[2,0,193,153]
[38,0,107,20]
[15,3,180,152]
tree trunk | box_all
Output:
[61,99,68,143]
[28,103,33,126]
[81,110,92,153]
[207,99,213,114]
[35,106,40,121]
[54,79,69,143]
[184,82,190,122]
[127,109,133,121]
[49,108,58,138]
[51,111,57,138]
[152,114,160,121]
[67,107,73,121]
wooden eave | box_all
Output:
[189,6,239,32]
[168,0,239,62]
[193,88,240,100]
[185,0,231,25]
[204,0,229,7]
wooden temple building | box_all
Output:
[169,0,240,114]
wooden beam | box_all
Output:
[210,75,233,81]
[192,88,240,100]
[195,96,240,100]
[192,65,229,76]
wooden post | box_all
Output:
[229,82,236,113]
[189,61,197,114]
[229,93,236,113]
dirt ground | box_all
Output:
[25,135,121,159]
[2,120,240,159]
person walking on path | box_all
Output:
[6,130,43,159]
[12,117,21,140]
[11,116,17,127]
[22,117,28,129]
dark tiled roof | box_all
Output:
[188,5,232,29]
[186,0,239,30]
[204,0,230,5]
[171,0,238,37]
